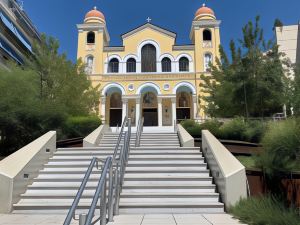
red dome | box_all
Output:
[195,4,215,18]
[85,7,105,21]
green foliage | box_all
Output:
[62,116,101,139]
[230,196,300,225]
[292,64,300,116]
[201,17,287,118]
[219,117,249,141]
[236,156,256,169]
[0,34,100,156]
[273,18,283,30]
[181,118,265,143]
[256,119,300,174]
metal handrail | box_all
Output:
[63,158,98,225]
[84,157,113,225]
[64,117,132,225]
[135,117,144,147]
[113,116,128,161]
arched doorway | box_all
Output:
[176,87,193,122]
[109,92,122,126]
[142,92,158,126]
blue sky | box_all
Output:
[23,0,300,61]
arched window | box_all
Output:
[204,53,213,71]
[108,58,119,73]
[203,29,212,41]
[161,57,171,72]
[179,57,189,72]
[85,55,94,74]
[126,58,136,73]
[141,44,156,72]
[87,31,95,44]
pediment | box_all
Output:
[121,23,177,40]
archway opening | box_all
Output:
[176,86,193,122]
[104,86,123,127]
[142,91,158,126]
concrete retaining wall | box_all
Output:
[0,131,56,213]
[202,130,247,210]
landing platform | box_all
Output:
[111,126,175,133]
[0,214,246,225]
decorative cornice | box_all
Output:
[173,45,195,51]
[103,46,125,52]
[122,23,177,39]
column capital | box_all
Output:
[122,98,128,104]
[171,97,176,103]
[157,97,163,103]
[135,98,141,104]
[101,97,106,102]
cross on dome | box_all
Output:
[146,17,152,23]
[202,3,206,7]
[94,6,97,10]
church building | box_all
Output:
[77,4,221,127]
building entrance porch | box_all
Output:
[100,83,199,128]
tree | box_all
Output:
[0,34,100,156]
[273,18,283,31]
[27,34,100,116]
[201,16,287,118]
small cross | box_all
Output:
[146,17,152,23]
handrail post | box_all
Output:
[114,168,120,215]
[100,176,107,225]
[107,165,114,222]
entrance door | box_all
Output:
[143,108,158,126]
[110,109,122,127]
[176,108,190,123]
[109,92,122,127]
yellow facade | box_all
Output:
[77,5,221,127]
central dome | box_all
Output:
[84,7,105,24]
[195,4,216,20]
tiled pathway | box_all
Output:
[107,214,246,225]
[0,213,246,225]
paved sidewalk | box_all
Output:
[0,213,246,225]
[107,214,246,225]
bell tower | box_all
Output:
[77,7,110,74]
[190,4,221,73]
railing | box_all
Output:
[135,117,144,147]
[64,117,132,225]
[113,116,128,161]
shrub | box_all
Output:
[199,119,222,137]
[230,196,300,225]
[257,119,300,174]
[62,116,101,139]
[219,117,249,141]
[181,119,221,137]
[244,120,265,143]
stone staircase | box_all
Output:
[13,131,224,214]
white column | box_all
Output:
[193,95,198,120]
[158,97,163,127]
[135,97,140,126]
[101,97,106,124]
[122,98,128,123]
[171,97,177,126]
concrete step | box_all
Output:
[123,180,213,186]
[125,167,209,173]
[118,202,224,214]
[49,156,204,161]
[120,196,219,203]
